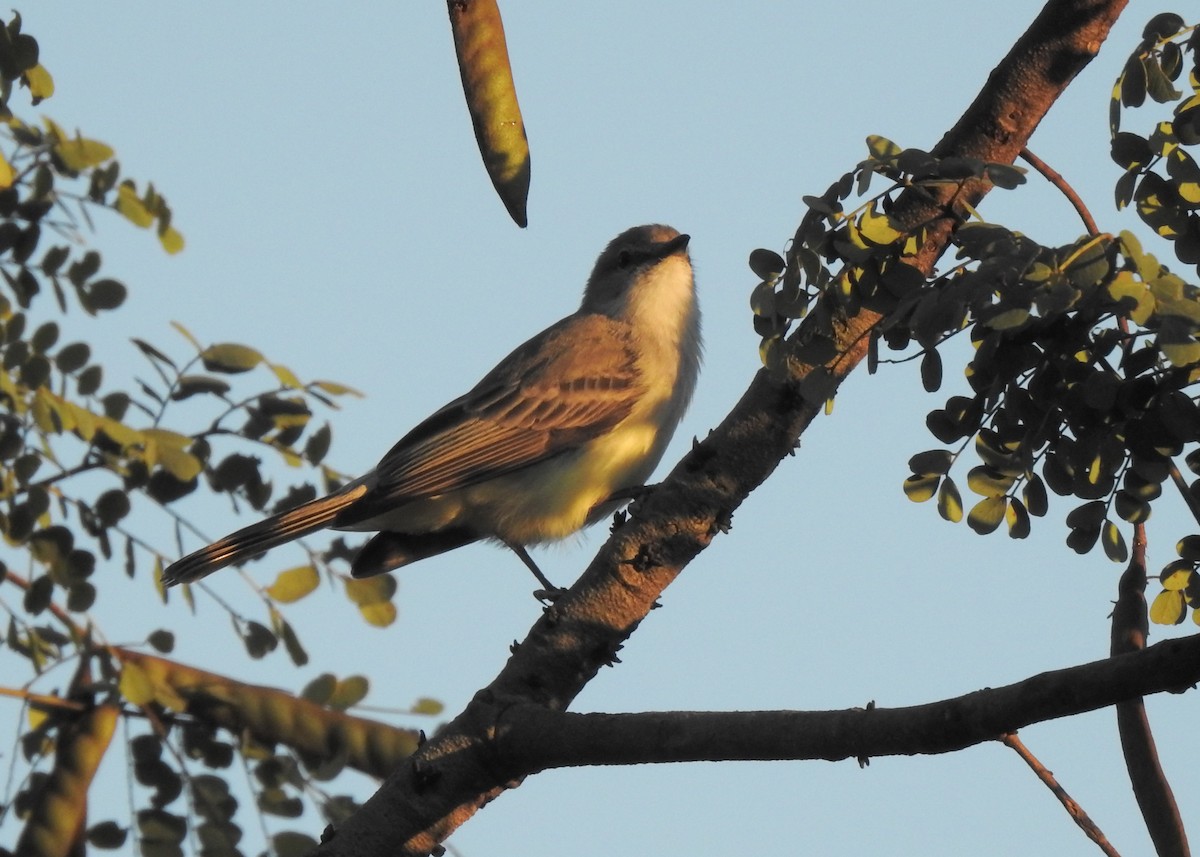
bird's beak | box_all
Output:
[660,233,691,257]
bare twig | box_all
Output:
[1002,733,1120,857]
[1168,463,1200,528]
[1019,148,1099,236]
[0,686,88,713]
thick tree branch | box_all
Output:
[494,635,1199,771]
[1111,529,1191,857]
[317,2,1131,854]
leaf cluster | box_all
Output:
[747,134,1025,382]
[1111,13,1200,275]
[747,19,1200,628]
[0,13,426,855]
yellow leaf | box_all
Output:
[31,389,60,434]
[0,154,13,189]
[159,225,185,254]
[27,706,49,730]
[202,342,263,374]
[344,574,395,606]
[270,363,303,389]
[119,661,155,705]
[988,308,1030,331]
[63,401,97,441]
[142,428,191,450]
[24,64,54,103]
[328,675,370,710]
[903,473,939,503]
[937,478,964,523]
[157,445,201,481]
[115,184,154,228]
[359,601,397,628]
[171,321,202,350]
[97,417,142,450]
[1161,568,1192,591]
[1149,589,1186,625]
[45,117,114,171]
[266,565,320,603]
[410,697,444,716]
[313,379,364,398]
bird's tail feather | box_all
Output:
[162,484,367,586]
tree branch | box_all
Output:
[1111,528,1192,857]
[492,636,1200,771]
[316,2,1132,854]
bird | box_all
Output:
[161,224,702,591]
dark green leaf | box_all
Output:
[77,364,102,396]
[242,620,277,659]
[1121,54,1147,108]
[272,832,320,857]
[1144,56,1182,103]
[1066,500,1107,530]
[1111,132,1153,169]
[1066,525,1101,554]
[1142,12,1183,39]
[278,617,308,667]
[1006,497,1031,539]
[748,248,785,280]
[1022,474,1049,517]
[86,821,128,849]
[1102,520,1129,562]
[920,349,942,392]
[148,630,175,653]
[66,582,95,611]
[305,423,332,465]
[170,375,231,401]
[908,449,953,476]
[30,321,58,352]
[55,341,90,373]
[83,278,127,312]
[302,673,336,704]
[1177,535,1200,561]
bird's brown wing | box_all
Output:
[338,314,643,524]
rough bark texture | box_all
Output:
[316,2,1133,854]
[497,633,1200,770]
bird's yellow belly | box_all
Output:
[465,417,662,543]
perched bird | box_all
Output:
[162,224,701,590]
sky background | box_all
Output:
[6,3,1198,856]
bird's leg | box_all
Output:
[604,483,659,504]
[502,540,564,601]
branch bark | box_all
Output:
[494,635,1199,771]
[317,2,1132,854]
[1111,529,1192,857]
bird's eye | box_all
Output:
[616,250,633,269]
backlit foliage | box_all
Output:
[749,15,1200,626]
[0,14,424,855]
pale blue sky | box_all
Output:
[7,3,1197,856]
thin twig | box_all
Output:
[1168,463,1200,528]
[0,686,87,712]
[3,568,85,639]
[1001,733,1121,857]
[1019,148,1099,236]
